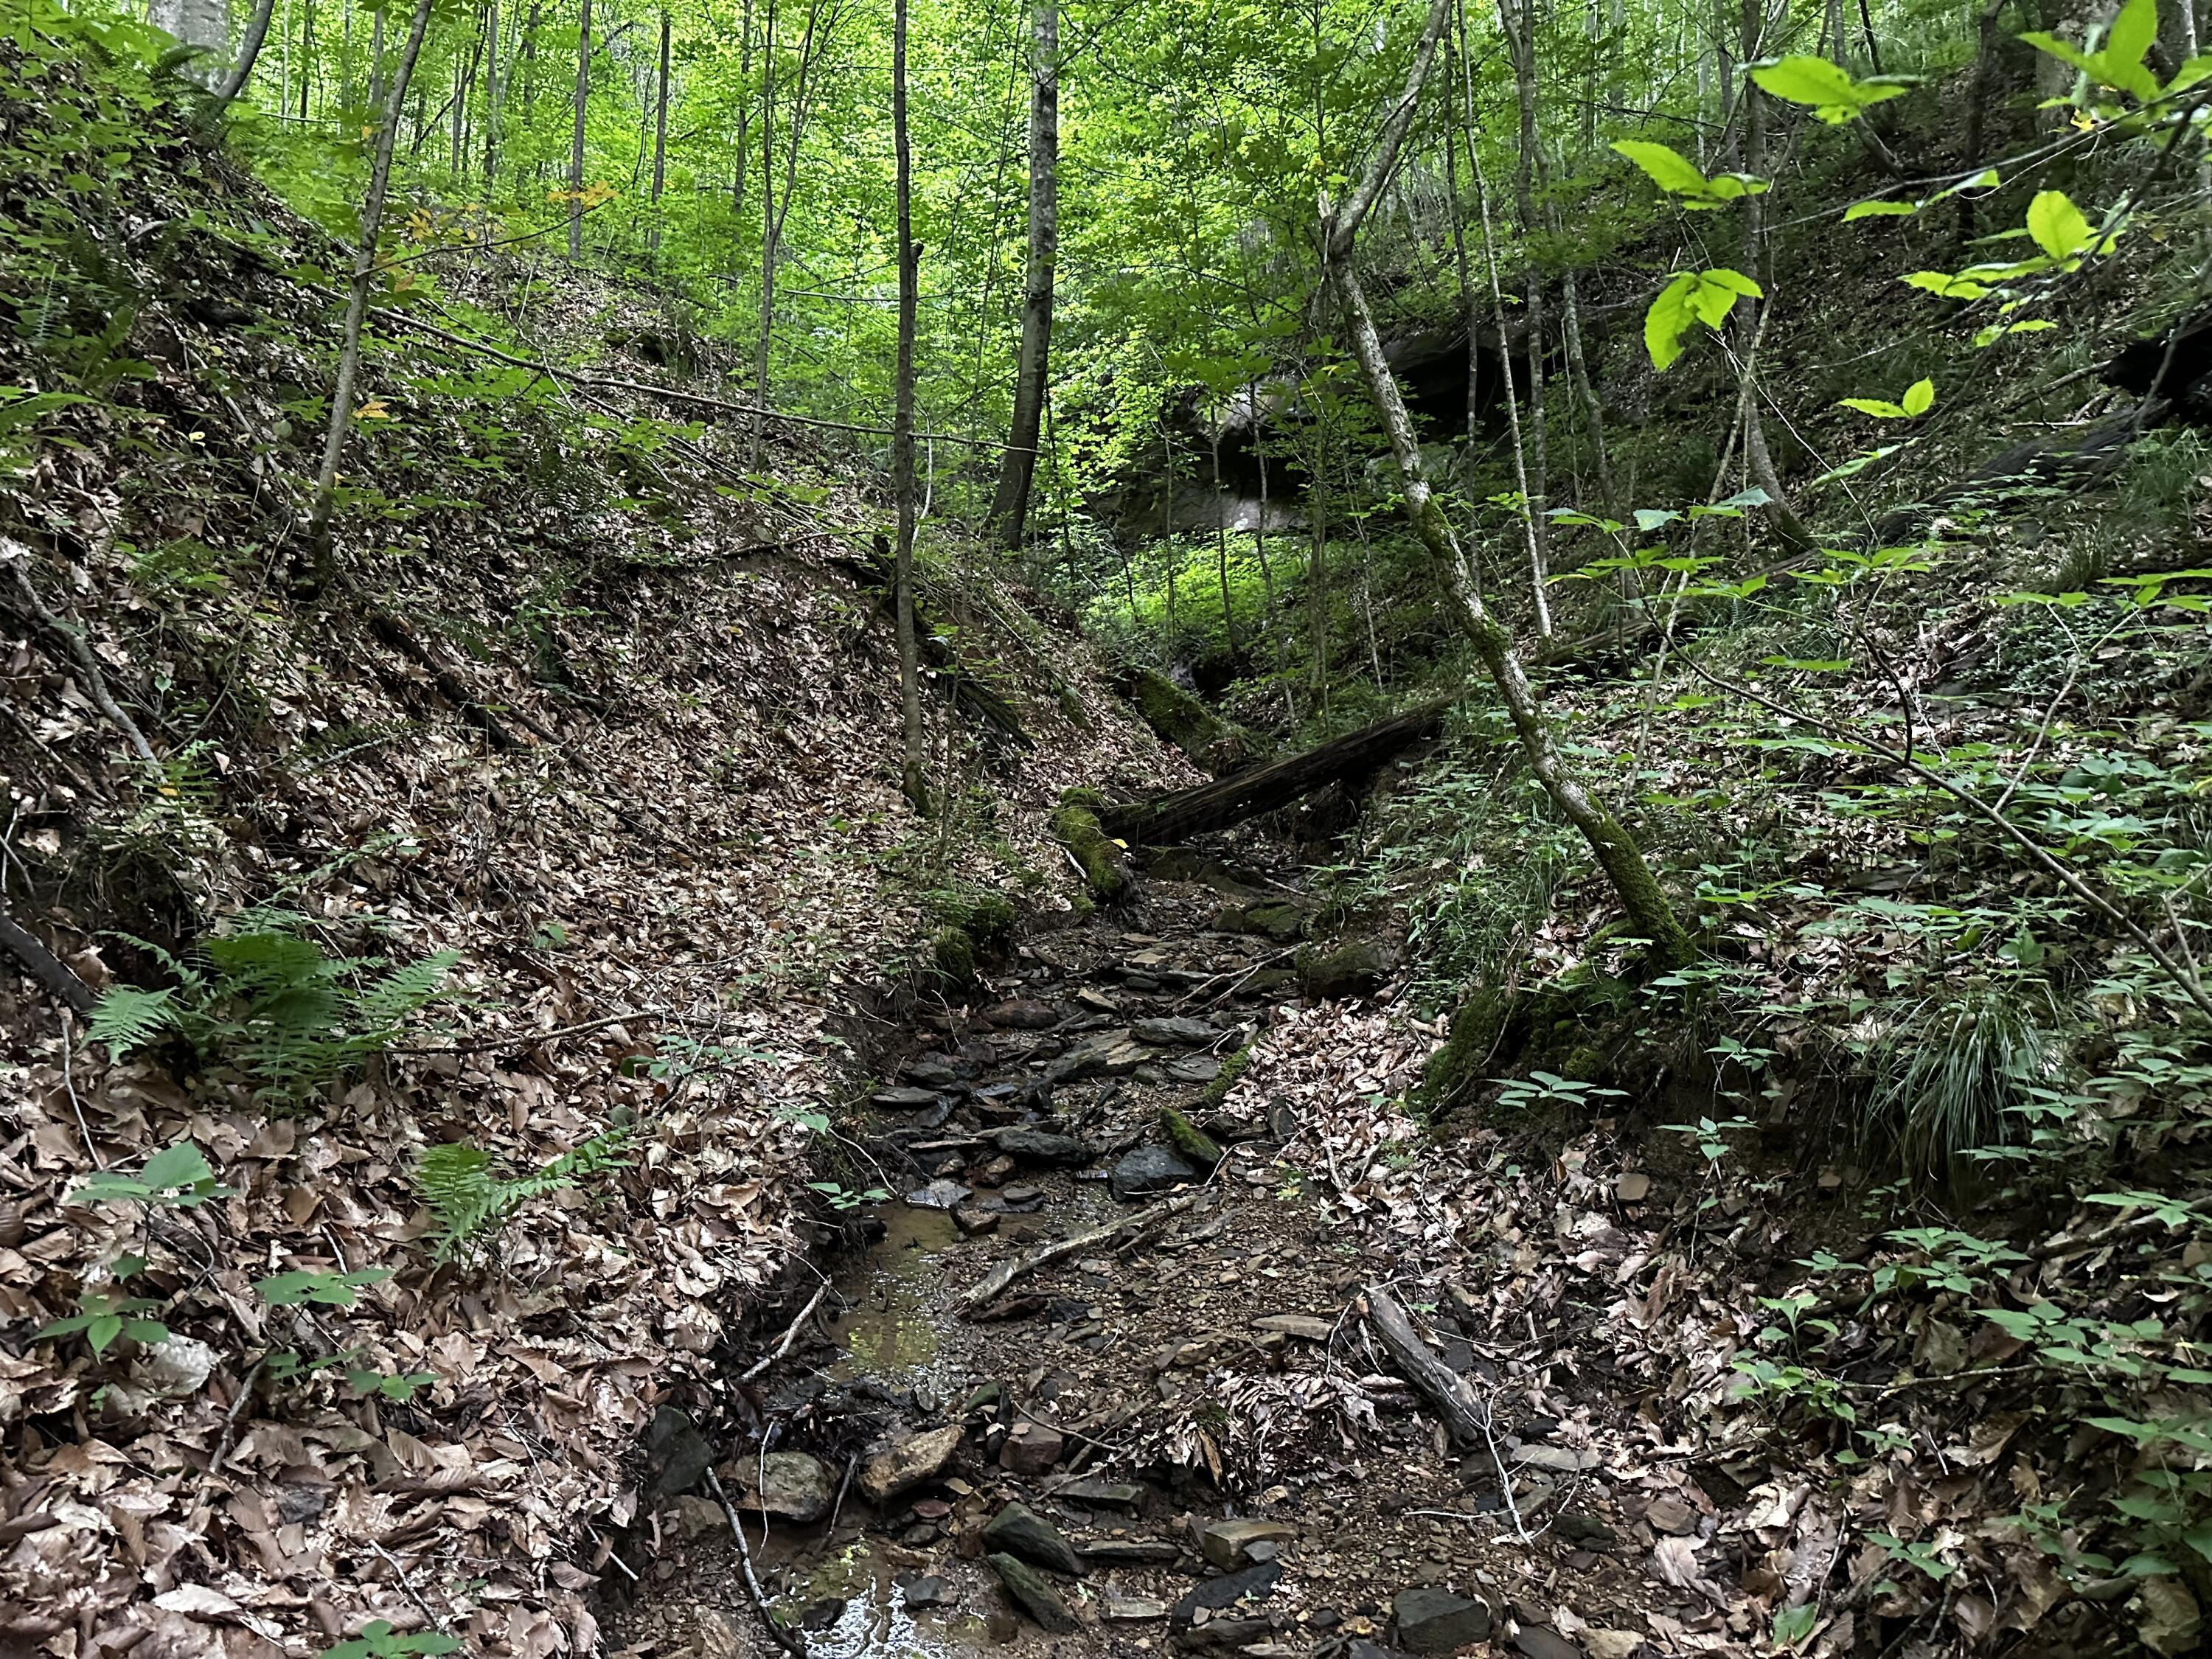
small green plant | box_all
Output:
[1495,1071,1628,1111]
[347,1366,439,1402]
[318,1620,461,1659]
[413,1129,633,1260]
[254,1268,392,1308]
[86,911,459,1104]
[37,1291,169,1356]
[807,1178,890,1212]
[68,1141,232,1208]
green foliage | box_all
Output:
[37,1291,169,1356]
[254,1268,392,1308]
[318,1621,461,1659]
[1747,55,1916,122]
[1837,377,1935,420]
[69,1141,231,1208]
[413,1130,633,1261]
[1609,140,1770,208]
[86,914,458,1105]
[1862,978,2060,1183]
[1644,268,1762,371]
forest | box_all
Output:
[1,0,2211,1653]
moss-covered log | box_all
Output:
[1114,664,1266,776]
[1050,789,1132,905]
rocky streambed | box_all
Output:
[609,848,1649,1659]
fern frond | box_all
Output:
[352,950,460,1034]
[86,985,180,1058]
[414,1143,501,1256]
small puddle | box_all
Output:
[825,1204,961,1404]
[757,1532,988,1659]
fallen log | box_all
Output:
[961,1189,1208,1313]
[1099,699,1450,845]
[0,905,97,1014]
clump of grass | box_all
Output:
[1861,978,2059,1187]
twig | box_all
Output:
[740,1283,830,1381]
[1,545,159,768]
[205,1357,265,1478]
[57,1009,103,1167]
[369,1540,442,1629]
[704,1467,807,1658]
[389,1009,672,1054]
[1363,1285,1531,1544]
[959,1189,1208,1312]
[824,1453,858,1534]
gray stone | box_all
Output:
[998,1420,1065,1474]
[1133,1016,1218,1046]
[642,1406,712,1500]
[857,1423,963,1504]
[1349,1641,1413,1659]
[895,1573,956,1609]
[1250,1314,1334,1341]
[1172,1616,1275,1652]
[988,1553,1082,1633]
[904,1060,961,1088]
[1055,1479,1144,1509]
[995,1128,1093,1167]
[873,1085,942,1109]
[1080,1538,1183,1565]
[1171,1562,1281,1625]
[1164,1054,1223,1084]
[1512,1628,1582,1659]
[952,1204,1000,1236]
[1060,1034,1150,1078]
[1111,1146,1197,1201]
[732,1451,835,1523]
[1391,1589,1493,1654]
[1102,1595,1169,1621]
[905,1178,971,1210]
[796,1599,846,1632]
[1199,1518,1297,1571]
[982,1501,1085,1575]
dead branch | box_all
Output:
[959,1189,1208,1313]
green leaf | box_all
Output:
[1750,54,1914,122]
[1900,378,1935,416]
[1644,272,1699,372]
[1633,508,1681,532]
[1844,198,1920,220]
[1839,397,1907,418]
[254,1267,393,1308]
[1610,139,1711,195]
[2026,189,2093,259]
[2107,0,2159,70]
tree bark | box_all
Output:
[481,0,500,183]
[1322,0,1694,966]
[987,0,1058,549]
[751,0,778,467]
[650,11,670,257]
[211,0,279,112]
[568,0,591,260]
[891,0,927,813]
[305,0,438,579]
[1498,0,1554,636]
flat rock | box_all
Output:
[1103,1595,1169,1621]
[1111,1146,1197,1201]
[1133,1015,1218,1046]
[904,1060,962,1088]
[857,1424,963,1504]
[1172,1616,1275,1652]
[1349,1642,1413,1659]
[1250,1314,1334,1341]
[1164,1054,1223,1084]
[873,1085,943,1110]
[1081,1538,1184,1565]
[1512,1628,1582,1659]
[732,1451,835,1523]
[988,1553,1082,1634]
[1054,1479,1144,1509]
[1200,1518,1297,1571]
[895,1573,956,1609]
[905,1178,971,1210]
[982,999,1061,1030]
[995,1128,1092,1167]
[1391,1589,1493,1654]
[1060,1034,1150,1077]
[982,1501,1085,1575]
[998,1420,1065,1474]
[1514,1444,1600,1474]
[952,1204,1000,1236]
[1172,1562,1281,1625]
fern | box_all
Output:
[414,1129,632,1261]
[86,984,181,1057]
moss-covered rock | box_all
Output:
[1295,938,1394,1000]
[1213,897,1310,941]
[1200,1043,1253,1107]
[1414,972,1637,1120]
[1115,664,1266,776]
[933,926,978,984]
[1158,1104,1223,1167]
[1050,790,1131,905]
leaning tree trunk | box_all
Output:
[891,0,928,813]
[987,0,1059,549]
[1324,0,1694,966]
[210,0,279,113]
[305,0,438,578]
[567,0,590,260]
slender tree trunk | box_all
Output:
[1211,425,1241,660]
[1441,73,1484,558]
[731,0,754,219]
[568,0,591,260]
[650,11,670,257]
[367,6,386,117]
[1498,0,1554,636]
[1307,423,1326,708]
[306,0,438,578]
[1550,187,1615,512]
[751,0,778,464]
[211,0,279,113]
[1162,423,1178,661]
[297,0,314,119]
[891,0,927,813]
[1324,0,1694,964]
[988,0,1059,548]
[481,0,498,181]
[1730,0,1812,546]
[1956,0,2008,241]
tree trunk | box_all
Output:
[1323,0,1694,966]
[891,0,927,813]
[751,0,778,466]
[1731,0,1812,546]
[211,0,278,111]
[650,11,670,257]
[305,0,439,578]
[481,0,499,182]
[987,0,1058,549]
[731,0,754,220]
[568,0,590,260]
[1211,426,1241,660]
[296,0,313,120]
[1498,0,1554,636]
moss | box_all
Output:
[1295,939,1391,1000]
[1049,797,1131,905]
[1414,985,1520,1119]
[1201,1044,1253,1108]
[1413,971,1635,1121]
[1214,897,1310,941]
[1159,1104,1223,1166]
[933,926,978,984]
[1116,664,1265,775]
